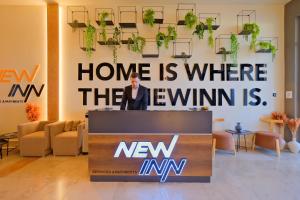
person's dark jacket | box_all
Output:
[120,85,148,110]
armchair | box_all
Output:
[18,121,51,156]
[48,121,83,156]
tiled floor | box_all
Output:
[0,149,299,200]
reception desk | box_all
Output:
[88,110,212,182]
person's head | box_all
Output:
[130,72,140,89]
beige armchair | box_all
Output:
[49,121,83,156]
[18,121,51,156]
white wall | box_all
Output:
[0,6,47,133]
[61,2,285,131]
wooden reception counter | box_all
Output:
[88,110,212,183]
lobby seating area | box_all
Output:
[17,120,84,157]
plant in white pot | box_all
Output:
[287,118,300,153]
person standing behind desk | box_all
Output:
[120,72,148,110]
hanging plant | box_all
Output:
[98,11,109,42]
[184,11,197,29]
[127,34,146,54]
[85,22,96,58]
[219,47,228,62]
[193,22,205,39]
[257,41,277,60]
[156,32,166,48]
[107,27,121,63]
[206,17,215,48]
[156,25,177,49]
[143,9,155,27]
[230,34,239,65]
[242,23,260,50]
[167,25,177,40]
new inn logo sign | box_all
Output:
[0,65,44,103]
[114,135,187,182]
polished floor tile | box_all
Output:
[0,149,299,200]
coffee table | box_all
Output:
[0,139,8,159]
[0,132,18,156]
[225,129,252,152]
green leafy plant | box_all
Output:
[143,9,155,27]
[219,47,228,62]
[155,25,177,49]
[127,34,146,54]
[257,41,277,60]
[98,12,109,42]
[242,23,260,50]
[193,22,205,39]
[85,22,96,58]
[206,17,215,48]
[184,11,197,29]
[167,25,177,41]
[107,27,121,63]
[156,32,166,48]
[230,34,239,65]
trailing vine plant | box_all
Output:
[193,22,205,39]
[242,23,260,50]
[184,11,197,29]
[206,17,215,48]
[127,34,146,54]
[230,34,239,65]
[107,27,121,63]
[143,9,155,27]
[85,21,96,58]
[257,41,277,60]
[155,25,177,49]
[156,32,166,48]
[98,11,109,42]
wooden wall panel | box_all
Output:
[47,3,59,121]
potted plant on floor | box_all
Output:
[287,118,300,153]
[143,9,155,27]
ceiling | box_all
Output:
[0,0,293,5]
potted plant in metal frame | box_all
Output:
[242,23,260,51]
[127,34,146,54]
[184,11,197,29]
[256,40,277,61]
[206,17,215,48]
[155,25,177,49]
[107,27,121,63]
[84,21,96,58]
[98,11,109,43]
[143,9,155,27]
[193,22,205,40]
[230,34,239,66]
